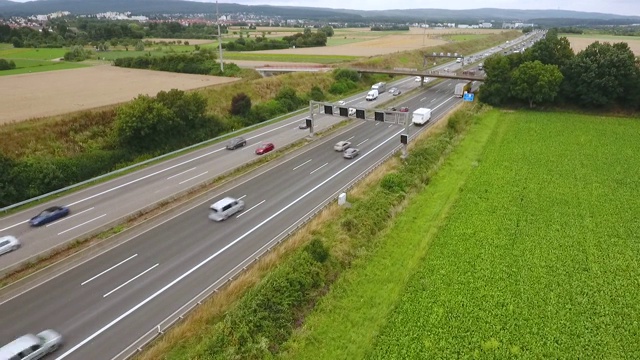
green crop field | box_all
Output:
[220,52,358,64]
[280,110,640,359]
[369,111,640,358]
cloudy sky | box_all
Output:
[206,0,639,16]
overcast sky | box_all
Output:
[205,0,639,16]
[7,0,640,16]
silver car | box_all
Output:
[0,235,20,256]
[334,141,351,152]
[0,329,62,360]
[343,148,359,159]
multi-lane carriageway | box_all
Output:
[0,33,537,360]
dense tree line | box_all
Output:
[479,29,640,110]
[371,25,410,31]
[224,27,329,51]
[0,19,228,48]
[0,90,224,206]
[113,48,242,76]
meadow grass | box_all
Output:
[0,60,88,75]
[444,34,490,42]
[562,33,640,40]
[221,52,358,64]
[364,110,640,358]
[277,107,500,360]
[0,47,67,60]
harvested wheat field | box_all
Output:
[0,65,238,124]
[252,28,509,56]
[565,35,640,55]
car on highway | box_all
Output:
[255,142,275,155]
[29,206,70,227]
[343,148,359,159]
[392,88,402,96]
[0,329,62,359]
[388,87,398,94]
[226,137,247,150]
[399,107,410,112]
[299,117,311,129]
[0,235,20,256]
[334,141,351,152]
[336,100,346,106]
[208,197,245,221]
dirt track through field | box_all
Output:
[0,65,238,124]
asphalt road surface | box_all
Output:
[0,33,540,359]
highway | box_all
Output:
[0,33,540,359]
[0,75,423,273]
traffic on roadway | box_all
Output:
[0,33,540,360]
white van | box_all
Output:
[411,108,432,125]
[209,197,245,221]
[365,90,378,101]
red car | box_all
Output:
[255,142,275,155]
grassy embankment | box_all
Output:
[281,110,640,359]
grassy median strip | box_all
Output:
[134,103,485,359]
[366,111,640,358]
[276,104,499,359]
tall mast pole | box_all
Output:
[217,1,224,72]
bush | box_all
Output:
[308,85,325,101]
[0,59,16,70]
[230,92,252,116]
[333,68,360,82]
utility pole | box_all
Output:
[216,0,224,72]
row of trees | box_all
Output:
[0,19,228,49]
[479,29,640,110]
[224,27,331,51]
[113,49,242,76]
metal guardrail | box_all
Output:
[110,111,449,360]
[0,108,310,213]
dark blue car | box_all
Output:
[29,206,70,227]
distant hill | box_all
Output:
[1,0,639,24]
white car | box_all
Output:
[337,100,346,106]
[0,235,20,256]
[414,76,422,82]
[388,87,398,93]
[334,141,351,152]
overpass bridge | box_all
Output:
[254,64,485,82]
[255,64,333,76]
[349,67,486,82]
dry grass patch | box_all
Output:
[0,65,239,124]
[565,35,640,55]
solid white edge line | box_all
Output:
[103,263,159,298]
[45,207,95,227]
[81,254,138,286]
[236,200,265,219]
[57,214,106,236]
[54,127,405,360]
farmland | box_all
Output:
[563,34,640,54]
[279,110,640,358]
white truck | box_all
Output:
[411,108,431,125]
[454,81,472,98]
[365,89,379,101]
[371,82,386,93]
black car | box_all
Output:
[226,137,247,150]
[30,206,70,227]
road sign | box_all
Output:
[463,93,475,102]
